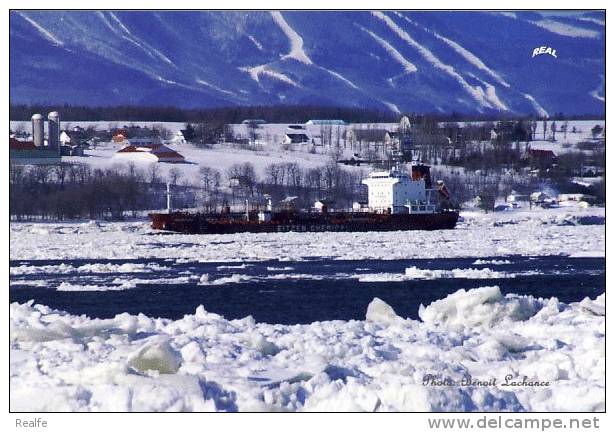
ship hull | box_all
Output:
[149,210,459,234]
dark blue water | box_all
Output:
[9,256,605,324]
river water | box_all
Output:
[9,255,605,324]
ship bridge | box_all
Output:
[361,164,436,214]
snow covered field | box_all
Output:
[10,286,604,411]
[9,205,605,262]
[60,139,359,182]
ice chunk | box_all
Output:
[129,340,182,374]
[418,286,540,330]
[250,333,280,356]
[366,297,401,325]
[180,341,207,363]
[30,226,49,235]
[578,293,605,316]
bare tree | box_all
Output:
[168,167,182,185]
[9,163,25,185]
[33,165,52,185]
[550,121,557,141]
[199,166,220,193]
[266,163,282,186]
[246,121,260,144]
[53,163,70,188]
[561,121,568,140]
[227,162,258,196]
[153,124,173,141]
[148,163,160,185]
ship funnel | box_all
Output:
[411,163,432,188]
[31,113,44,148]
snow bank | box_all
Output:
[10,288,604,412]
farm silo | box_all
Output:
[31,113,44,148]
[47,111,60,151]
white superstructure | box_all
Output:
[361,167,436,214]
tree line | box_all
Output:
[10,104,397,124]
[9,158,365,220]
[10,104,604,124]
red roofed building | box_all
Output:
[524,147,557,170]
[10,137,62,165]
[112,129,129,143]
[114,144,186,163]
[9,137,37,150]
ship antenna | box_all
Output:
[391,138,403,173]
[166,182,172,213]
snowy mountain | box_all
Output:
[10,10,605,115]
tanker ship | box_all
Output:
[149,161,459,234]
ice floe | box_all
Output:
[9,206,604,263]
[10,287,604,412]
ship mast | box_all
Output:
[166,182,172,213]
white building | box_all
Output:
[282,133,310,144]
[361,169,429,214]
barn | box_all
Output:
[114,144,186,163]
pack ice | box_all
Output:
[10,286,604,412]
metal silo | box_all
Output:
[47,111,60,151]
[31,113,44,148]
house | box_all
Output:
[524,147,557,169]
[283,133,310,144]
[346,129,395,147]
[9,137,61,165]
[112,126,161,146]
[114,144,185,163]
[506,192,530,205]
[241,119,267,125]
[60,129,89,147]
[305,119,346,126]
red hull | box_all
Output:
[149,210,459,234]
